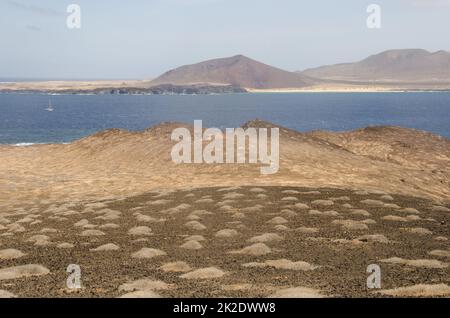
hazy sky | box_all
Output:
[1,0,449,79]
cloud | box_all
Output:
[6,0,65,16]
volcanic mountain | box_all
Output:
[151,55,311,89]
[301,49,450,83]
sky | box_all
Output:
[0,0,449,79]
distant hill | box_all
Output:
[151,55,311,89]
[301,49,450,83]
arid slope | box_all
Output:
[0,121,448,209]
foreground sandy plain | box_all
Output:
[0,121,448,298]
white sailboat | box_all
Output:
[46,100,54,112]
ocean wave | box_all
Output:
[14,142,43,147]
[13,142,69,147]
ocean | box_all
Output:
[0,92,449,145]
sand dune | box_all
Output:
[0,123,449,297]
[0,120,449,209]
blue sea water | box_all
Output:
[0,92,449,144]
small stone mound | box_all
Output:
[428,250,450,258]
[184,235,206,242]
[221,284,254,291]
[295,227,319,234]
[270,287,325,298]
[231,212,245,219]
[180,267,226,279]
[82,224,97,229]
[332,220,369,231]
[322,211,340,216]
[280,209,297,217]
[241,205,264,213]
[274,225,289,231]
[180,240,203,250]
[119,290,161,298]
[195,198,214,204]
[357,234,389,243]
[57,243,74,249]
[131,248,167,259]
[80,230,105,237]
[400,227,433,235]
[381,257,447,269]
[128,226,153,236]
[377,284,450,297]
[351,209,371,217]
[311,200,334,207]
[384,203,402,209]
[99,223,120,229]
[90,243,120,252]
[293,203,309,210]
[282,190,300,194]
[229,243,272,256]
[308,210,322,216]
[248,233,283,243]
[135,213,161,223]
[329,196,350,202]
[26,234,51,246]
[431,206,450,212]
[184,221,207,231]
[0,290,16,298]
[119,278,170,292]
[332,238,362,245]
[360,199,384,207]
[281,197,298,201]
[147,199,172,206]
[40,228,57,233]
[401,208,420,214]
[7,223,26,233]
[382,215,409,222]
[0,264,50,280]
[380,195,394,201]
[215,229,239,238]
[186,214,201,221]
[267,217,288,225]
[223,192,244,199]
[243,259,318,271]
[95,209,122,221]
[300,191,321,195]
[219,205,234,212]
[190,210,213,217]
[250,188,266,193]
[0,249,26,260]
[310,210,340,217]
[160,261,192,273]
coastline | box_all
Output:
[2,80,450,95]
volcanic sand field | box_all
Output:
[0,186,449,298]
[0,121,449,298]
